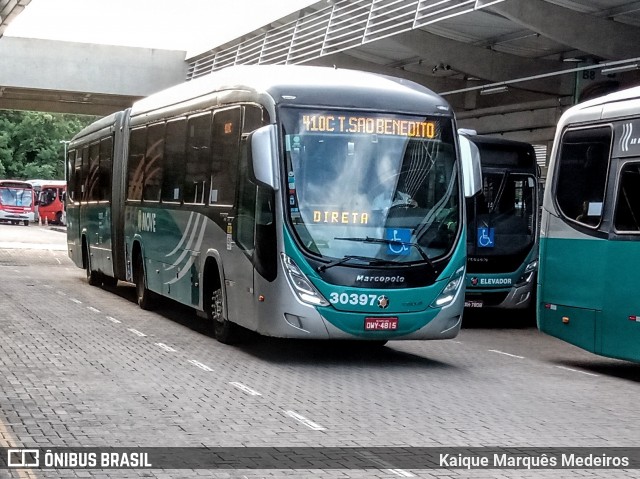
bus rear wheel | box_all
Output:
[206,277,239,344]
[134,254,155,310]
[84,243,100,286]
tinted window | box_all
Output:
[615,162,640,232]
[99,137,113,202]
[80,148,89,202]
[210,108,241,205]
[556,127,611,227]
[144,123,165,202]
[127,127,146,201]
[162,119,187,203]
[185,114,212,204]
[68,150,80,202]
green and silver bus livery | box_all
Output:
[459,132,539,311]
[67,65,477,344]
[538,85,640,362]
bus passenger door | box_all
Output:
[602,159,640,360]
[66,149,84,267]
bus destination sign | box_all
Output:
[301,114,437,139]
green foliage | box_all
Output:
[0,110,97,180]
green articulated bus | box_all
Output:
[458,131,539,312]
[538,85,640,362]
[66,65,480,344]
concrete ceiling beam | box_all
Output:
[488,0,640,60]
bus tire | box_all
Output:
[84,243,100,286]
[102,275,118,288]
[134,254,155,310]
[55,211,63,225]
[205,272,239,344]
[23,220,29,226]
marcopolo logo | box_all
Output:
[356,275,405,284]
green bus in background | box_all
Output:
[66,65,480,344]
[538,85,640,362]
[459,131,539,314]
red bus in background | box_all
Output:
[28,180,67,225]
[0,179,35,226]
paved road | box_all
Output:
[0,224,639,478]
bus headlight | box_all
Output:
[515,260,538,287]
[281,253,330,307]
[431,266,465,308]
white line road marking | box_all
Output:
[56,290,66,296]
[556,366,599,377]
[188,360,213,372]
[488,349,525,359]
[106,316,121,324]
[229,382,262,396]
[69,298,82,304]
[155,343,177,353]
[284,410,326,431]
[387,469,415,477]
[87,306,101,313]
[128,328,147,337]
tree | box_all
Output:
[0,110,97,180]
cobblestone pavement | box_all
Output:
[0,225,639,478]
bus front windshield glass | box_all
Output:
[0,187,33,207]
[281,108,459,265]
[467,172,536,256]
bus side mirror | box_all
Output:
[249,125,279,190]
[458,134,483,198]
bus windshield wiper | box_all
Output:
[334,236,435,271]
[317,254,397,272]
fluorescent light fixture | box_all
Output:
[601,63,639,74]
[480,85,508,95]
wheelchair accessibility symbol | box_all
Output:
[477,227,495,248]
[385,228,412,255]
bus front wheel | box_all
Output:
[206,275,239,344]
[134,254,155,310]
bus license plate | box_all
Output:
[364,317,398,331]
[464,300,484,308]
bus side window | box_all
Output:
[79,148,89,203]
[555,127,612,227]
[162,119,187,203]
[184,113,211,205]
[86,142,101,202]
[67,150,77,202]
[99,137,113,202]
[210,107,241,205]
[614,163,640,232]
[143,123,164,202]
[127,127,147,201]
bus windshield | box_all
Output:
[467,171,536,257]
[281,108,459,264]
[0,186,33,207]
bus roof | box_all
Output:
[27,179,66,188]
[0,179,33,188]
[559,84,640,127]
[131,65,452,119]
[460,132,537,171]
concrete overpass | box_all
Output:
[2,0,640,151]
[0,37,187,115]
